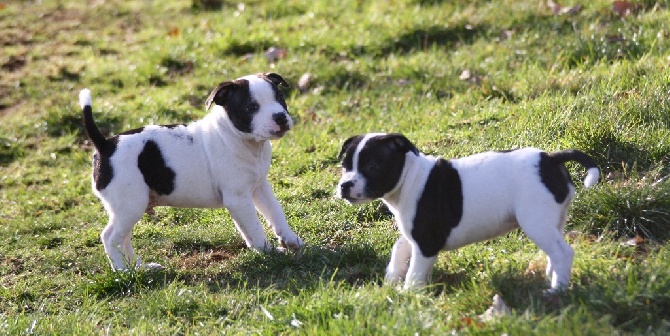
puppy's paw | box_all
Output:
[279,236,304,251]
[141,262,165,271]
[384,271,405,284]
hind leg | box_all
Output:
[100,191,150,270]
[545,209,569,281]
[518,206,574,291]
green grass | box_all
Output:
[1,0,670,334]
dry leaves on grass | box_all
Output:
[612,0,641,17]
[546,0,583,16]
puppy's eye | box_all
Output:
[365,163,380,174]
[246,103,259,112]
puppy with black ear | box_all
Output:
[80,73,303,270]
[336,133,599,291]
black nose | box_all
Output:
[273,112,289,128]
[340,181,354,197]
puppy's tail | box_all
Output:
[80,89,113,156]
[549,150,600,188]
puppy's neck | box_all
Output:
[382,152,437,212]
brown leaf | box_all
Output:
[264,47,287,63]
[622,235,645,246]
[547,0,563,15]
[168,27,180,37]
[547,1,582,16]
[613,0,638,17]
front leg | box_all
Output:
[226,195,272,252]
[404,243,438,289]
[253,179,304,250]
[385,235,412,283]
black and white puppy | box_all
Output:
[336,133,599,291]
[79,73,304,270]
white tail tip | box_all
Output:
[79,89,92,109]
[583,167,600,188]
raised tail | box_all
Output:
[80,89,113,156]
[549,149,600,188]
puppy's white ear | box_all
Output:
[205,81,236,111]
[262,72,289,87]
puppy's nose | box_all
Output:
[272,112,289,128]
[340,181,354,197]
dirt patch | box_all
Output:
[177,248,238,269]
[1,55,26,72]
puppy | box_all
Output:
[79,73,304,270]
[336,133,599,291]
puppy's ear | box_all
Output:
[262,72,289,88]
[205,81,236,111]
[338,135,360,161]
[383,133,419,155]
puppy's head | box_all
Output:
[206,72,292,140]
[336,133,419,204]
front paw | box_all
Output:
[279,235,304,251]
[385,268,407,284]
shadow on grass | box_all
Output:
[84,243,388,299]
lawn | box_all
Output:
[1,0,669,334]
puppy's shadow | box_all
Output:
[193,243,390,293]
[86,242,391,298]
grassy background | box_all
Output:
[1,0,670,334]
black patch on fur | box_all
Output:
[92,152,115,191]
[218,80,256,133]
[163,124,186,129]
[538,152,572,203]
[411,159,463,258]
[138,140,176,195]
[339,135,365,170]
[354,134,417,198]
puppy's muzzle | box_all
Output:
[272,112,291,132]
[339,181,355,199]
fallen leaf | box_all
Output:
[297,72,314,92]
[168,27,180,37]
[264,47,287,63]
[547,1,582,16]
[479,294,511,322]
[621,235,644,246]
[459,69,472,80]
[613,0,638,17]
[547,0,562,15]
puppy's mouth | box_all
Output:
[342,197,373,205]
[270,128,289,138]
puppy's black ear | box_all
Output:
[205,81,236,111]
[338,135,360,161]
[383,133,419,155]
[262,72,289,88]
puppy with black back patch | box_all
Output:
[79,73,303,270]
[336,133,599,291]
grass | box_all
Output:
[1,0,670,334]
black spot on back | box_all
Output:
[538,152,572,203]
[138,140,176,195]
[93,152,114,191]
[119,127,145,136]
[411,159,463,257]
